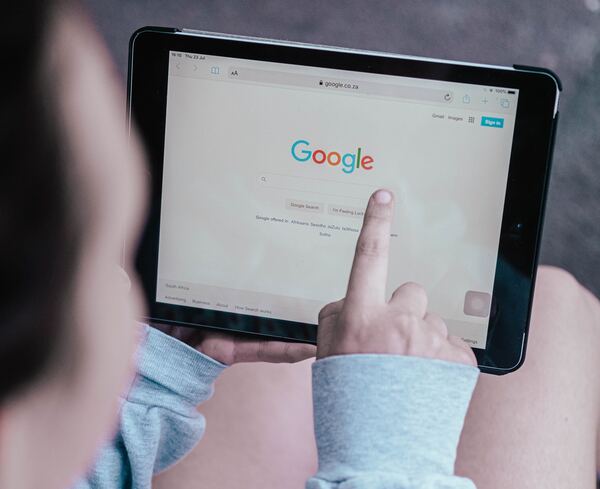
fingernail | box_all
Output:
[374,189,392,204]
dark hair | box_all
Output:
[0,1,81,400]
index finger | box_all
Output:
[346,189,395,305]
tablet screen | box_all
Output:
[156,50,519,348]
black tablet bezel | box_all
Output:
[128,27,559,374]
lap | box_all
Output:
[153,359,316,489]
[154,266,600,489]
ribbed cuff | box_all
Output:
[312,354,479,479]
[128,325,227,407]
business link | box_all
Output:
[319,79,359,90]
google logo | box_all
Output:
[290,139,374,174]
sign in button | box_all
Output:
[481,116,504,128]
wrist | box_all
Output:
[312,354,479,477]
[133,326,227,405]
[150,322,234,365]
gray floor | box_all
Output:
[84,0,600,296]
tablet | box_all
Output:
[128,27,560,374]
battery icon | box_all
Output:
[508,90,516,94]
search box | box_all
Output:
[258,172,388,202]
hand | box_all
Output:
[152,323,316,366]
[117,266,316,365]
[316,189,476,366]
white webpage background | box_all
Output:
[157,64,516,347]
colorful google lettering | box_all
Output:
[290,139,374,174]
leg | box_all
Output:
[456,266,600,488]
[155,266,600,488]
[153,358,317,489]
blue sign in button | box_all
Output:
[481,116,504,128]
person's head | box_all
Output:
[0,2,147,487]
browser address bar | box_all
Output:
[229,67,453,104]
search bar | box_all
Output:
[258,172,388,202]
[229,67,452,104]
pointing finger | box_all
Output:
[346,189,395,306]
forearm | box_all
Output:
[74,325,226,489]
[308,354,479,489]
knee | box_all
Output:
[535,265,582,301]
[533,265,598,334]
